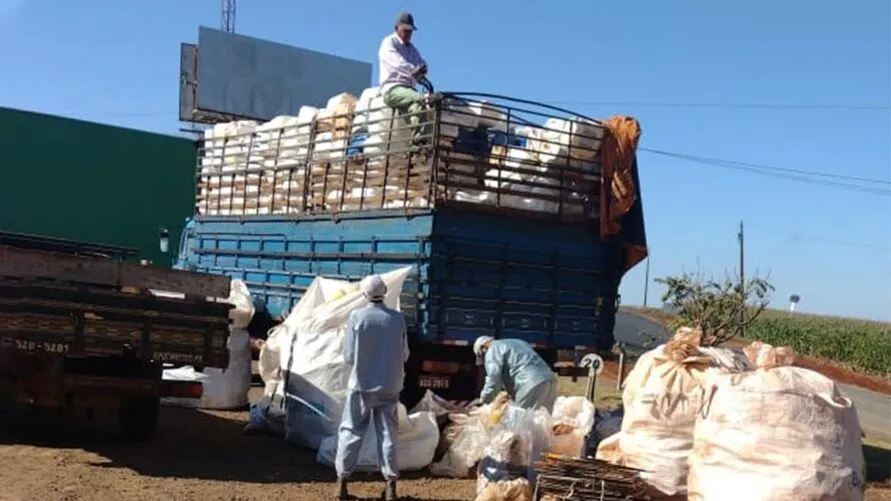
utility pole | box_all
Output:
[642,256,651,307]
[738,220,745,338]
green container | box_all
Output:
[0,108,197,265]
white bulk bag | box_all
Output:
[316,406,440,472]
[274,267,412,449]
[596,327,748,496]
[688,366,864,501]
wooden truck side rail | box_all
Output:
[0,244,231,298]
[0,244,232,368]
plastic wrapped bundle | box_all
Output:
[548,396,596,457]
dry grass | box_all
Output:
[557,376,622,409]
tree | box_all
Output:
[655,272,774,346]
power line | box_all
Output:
[640,148,891,197]
[746,224,891,251]
[542,100,891,111]
[642,149,891,185]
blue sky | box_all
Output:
[1,0,889,320]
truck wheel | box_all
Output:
[118,396,160,442]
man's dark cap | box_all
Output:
[396,12,417,31]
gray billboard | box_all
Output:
[194,26,372,121]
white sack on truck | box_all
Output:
[688,358,865,501]
[161,279,255,410]
[595,327,750,497]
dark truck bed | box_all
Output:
[0,235,231,440]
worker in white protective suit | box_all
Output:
[473,336,559,412]
[335,275,409,501]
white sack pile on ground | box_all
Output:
[595,327,752,496]
[244,267,439,472]
[161,279,255,410]
[688,342,865,501]
[595,333,866,501]
[429,391,595,499]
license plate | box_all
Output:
[418,375,450,389]
[1,337,71,354]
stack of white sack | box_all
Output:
[595,327,752,497]
[255,106,317,169]
[246,266,439,472]
[312,92,357,163]
[688,342,865,501]
[200,120,261,174]
[526,117,605,167]
[199,120,262,216]
[161,279,255,410]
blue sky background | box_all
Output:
[1,0,889,320]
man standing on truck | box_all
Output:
[378,11,432,145]
[473,336,560,412]
[335,274,409,501]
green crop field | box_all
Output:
[746,312,890,378]
[624,307,891,379]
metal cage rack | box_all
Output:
[194,93,609,222]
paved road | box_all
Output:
[613,310,670,356]
[614,310,891,441]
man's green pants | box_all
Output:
[383,85,431,144]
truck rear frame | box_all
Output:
[0,233,232,440]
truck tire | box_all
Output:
[118,396,160,442]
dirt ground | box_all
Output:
[1,379,887,501]
[0,390,476,501]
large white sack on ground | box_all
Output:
[316,406,440,472]
[162,326,253,410]
[688,366,864,501]
[596,327,750,497]
[247,267,413,449]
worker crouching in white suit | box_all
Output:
[473,336,559,412]
[335,275,409,501]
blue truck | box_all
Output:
[174,92,646,406]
